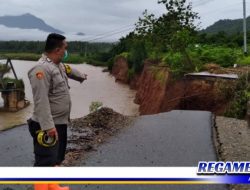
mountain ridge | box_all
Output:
[0,13,63,34]
[202,16,250,34]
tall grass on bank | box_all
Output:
[0,53,40,61]
[0,52,108,66]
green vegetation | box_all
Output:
[197,31,250,48]
[106,0,200,79]
[162,51,189,78]
[0,52,109,66]
[1,77,24,89]
[190,45,239,67]
[237,54,250,66]
[0,52,40,61]
[0,63,10,74]
[103,0,249,120]
[127,40,147,73]
[104,1,245,77]
[89,101,103,113]
[224,75,250,119]
[105,0,250,80]
[201,16,250,35]
[0,0,248,119]
[0,63,24,90]
[151,66,168,85]
[0,41,114,66]
[0,41,113,54]
[63,53,86,64]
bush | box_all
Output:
[64,54,85,64]
[163,52,183,66]
[162,51,201,78]
[224,74,250,119]
[0,53,40,61]
[237,55,250,66]
[119,52,129,59]
[192,46,238,67]
[162,52,186,78]
[127,40,147,73]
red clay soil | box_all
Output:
[160,79,230,115]
[111,57,237,115]
[111,56,129,83]
[135,71,231,115]
[134,65,170,115]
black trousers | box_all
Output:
[27,119,67,166]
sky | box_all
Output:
[0,0,249,42]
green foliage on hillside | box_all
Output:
[224,74,250,119]
[201,16,250,34]
[108,0,199,78]
[197,31,250,47]
[106,0,250,80]
[0,41,114,66]
[190,45,239,67]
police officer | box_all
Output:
[28,33,87,190]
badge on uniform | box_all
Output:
[64,64,72,75]
[36,71,44,80]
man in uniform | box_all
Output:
[28,33,87,190]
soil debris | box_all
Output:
[62,107,134,166]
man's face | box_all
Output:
[54,40,68,62]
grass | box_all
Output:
[0,52,40,61]
[64,53,86,64]
[0,52,85,63]
[236,55,250,66]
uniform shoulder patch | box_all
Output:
[36,71,44,80]
[64,64,72,75]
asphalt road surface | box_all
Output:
[0,110,228,190]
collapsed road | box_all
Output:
[0,108,227,190]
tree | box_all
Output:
[135,0,199,52]
[109,0,200,76]
[128,39,147,73]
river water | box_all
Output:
[0,60,139,130]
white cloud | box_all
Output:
[0,25,48,41]
[0,0,249,41]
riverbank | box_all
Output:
[111,56,249,117]
[0,60,139,130]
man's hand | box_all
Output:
[79,73,87,83]
[46,127,58,140]
[83,74,87,80]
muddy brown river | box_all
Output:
[0,60,139,130]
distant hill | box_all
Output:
[202,16,250,34]
[76,32,85,36]
[0,13,63,34]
